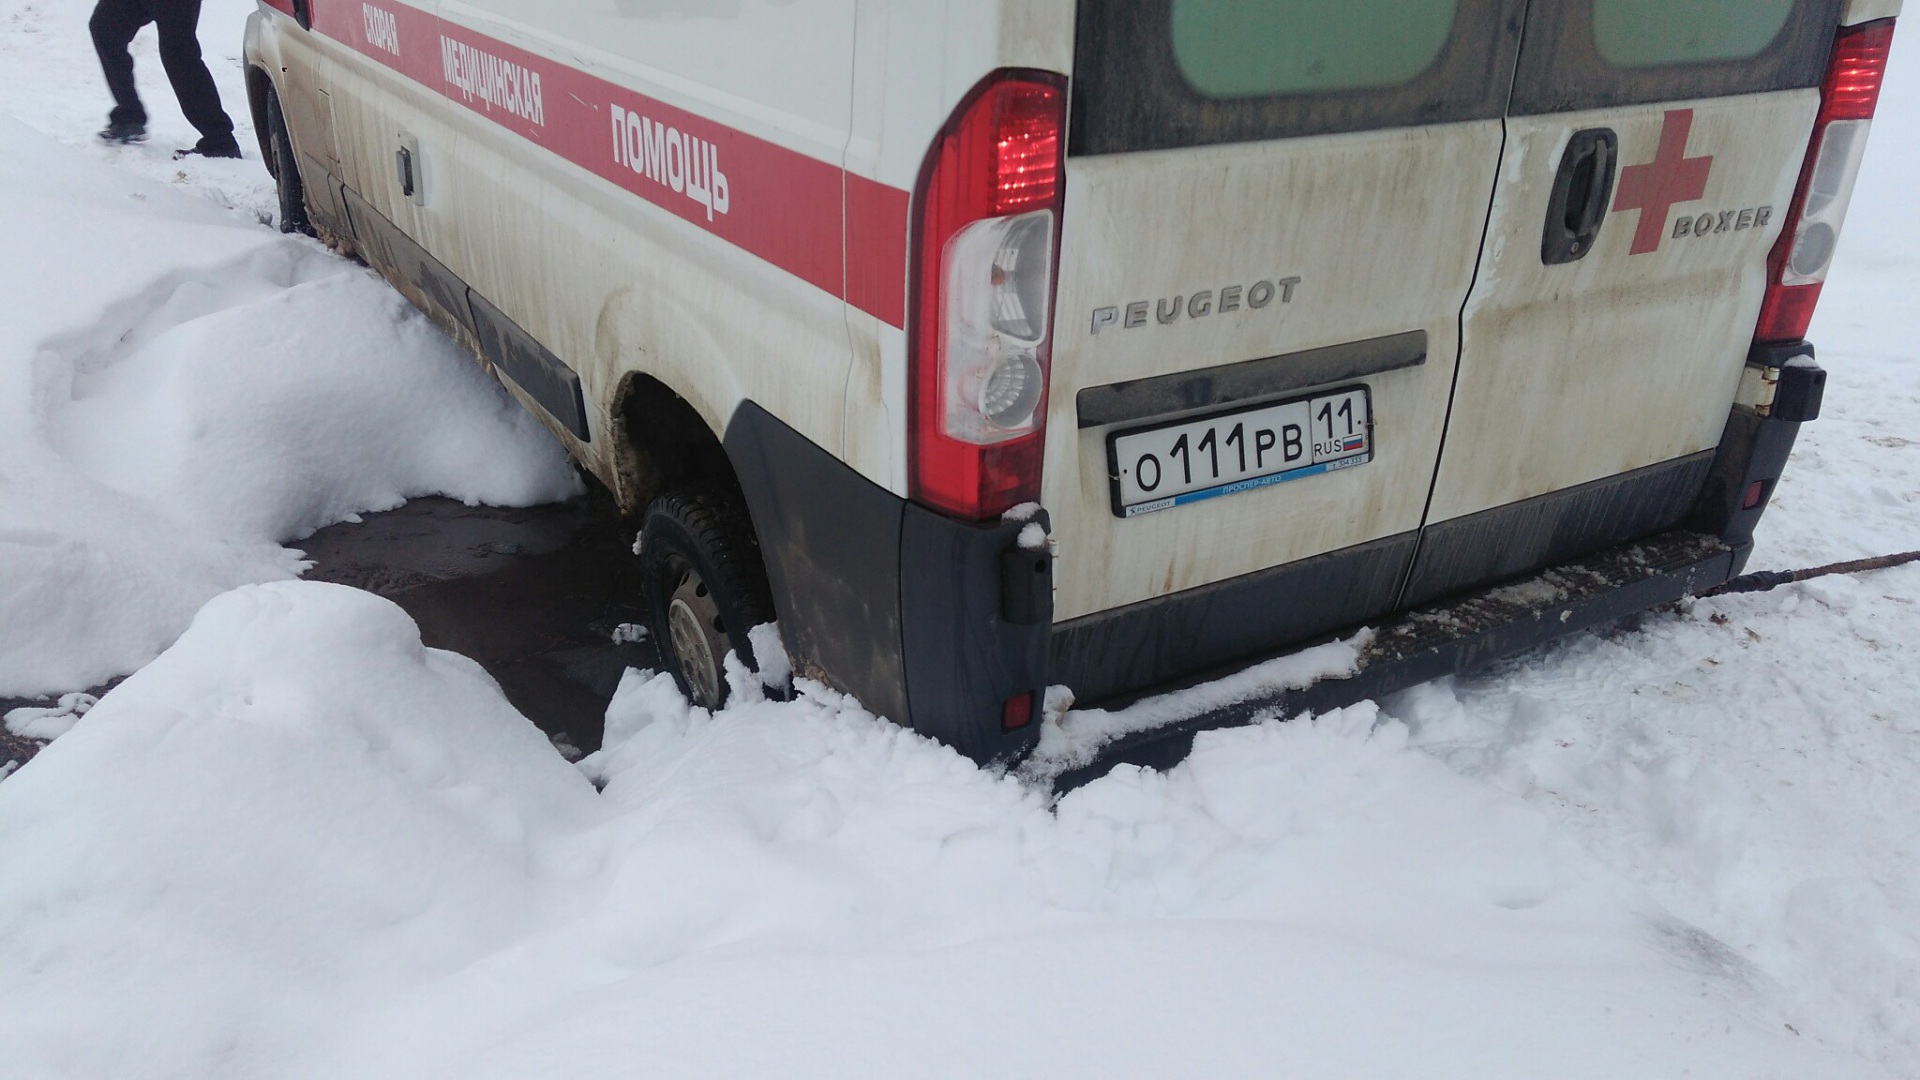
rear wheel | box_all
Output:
[636,491,775,710]
[265,88,311,236]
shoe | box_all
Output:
[174,135,242,160]
[98,120,148,145]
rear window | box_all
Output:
[1168,0,1457,98]
[1509,0,1841,116]
[1071,0,1524,156]
[1592,0,1795,68]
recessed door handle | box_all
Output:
[1573,139,1612,235]
[1543,128,1618,265]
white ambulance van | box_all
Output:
[244,0,1898,768]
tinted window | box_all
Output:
[1169,0,1458,97]
[1072,0,1524,156]
[1592,0,1795,68]
[1509,0,1841,116]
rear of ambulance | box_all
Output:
[894,0,1896,751]
[1031,2,1519,707]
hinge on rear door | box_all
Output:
[1736,342,1825,422]
[1733,364,1780,416]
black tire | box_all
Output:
[266,88,312,236]
[636,491,776,710]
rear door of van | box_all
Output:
[1408,0,1843,604]
[1047,0,1522,701]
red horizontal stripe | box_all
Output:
[846,173,910,328]
[296,1,908,327]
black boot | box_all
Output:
[98,118,148,144]
[174,133,242,160]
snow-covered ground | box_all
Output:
[0,12,579,695]
[2,2,1916,1077]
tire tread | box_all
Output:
[638,489,776,700]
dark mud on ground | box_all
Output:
[300,494,656,757]
[4,494,651,775]
[1,730,43,777]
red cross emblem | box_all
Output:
[1612,109,1714,255]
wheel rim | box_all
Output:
[665,560,727,708]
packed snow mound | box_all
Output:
[0,116,579,697]
[1393,569,1920,1072]
[0,584,1881,1078]
[1021,631,1369,781]
[0,582,604,1080]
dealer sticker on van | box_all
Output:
[1108,386,1372,518]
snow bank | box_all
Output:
[0,116,578,696]
[0,582,604,1080]
[1,0,1914,1074]
[1381,46,1920,1077]
[0,589,1879,1077]
[1391,572,1920,1072]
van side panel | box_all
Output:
[283,0,870,496]
[839,0,1076,495]
[308,1,488,357]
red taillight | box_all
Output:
[1823,19,1895,121]
[909,71,1067,521]
[1756,19,1894,343]
[992,89,1062,212]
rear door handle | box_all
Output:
[1542,128,1617,265]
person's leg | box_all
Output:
[89,0,151,133]
[150,0,237,152]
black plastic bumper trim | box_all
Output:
[338,182,591,443]
[297,153,352,237]
[467,289,591,441]
[1689,347,1820,573]
[725,402,910,726]
[725,403,1046,765]
[1075,330,1427,429]
[1052,529,1736,792]
[1401,450,1715,609]
[338,184,477,340]
[1052,530,1418,707]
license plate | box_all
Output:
[1107,386,1373,517]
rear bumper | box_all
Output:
[1045,528,1738,790]
[724,347,1817,771]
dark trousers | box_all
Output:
[89,0,234,139]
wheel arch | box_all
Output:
[241,10,283,168]
[245,65,279,171]
[608,371,751,518]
